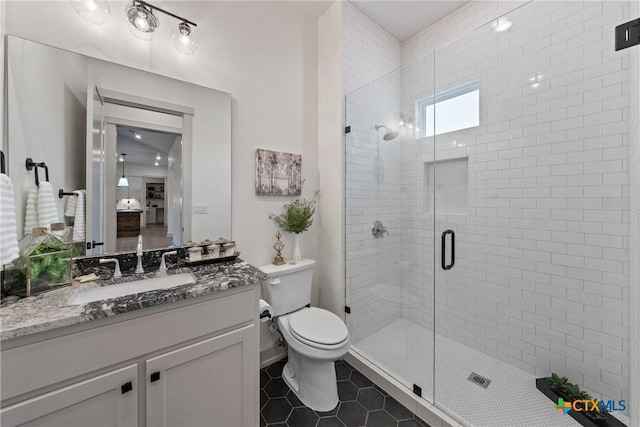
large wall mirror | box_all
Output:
[4,36,231,256]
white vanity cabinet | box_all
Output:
[0,365,138,427]
[1,286,259,427]
[146,324,256,427]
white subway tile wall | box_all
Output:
[399,0,631,405]
[628,0,640,421]
[343,2,403,344]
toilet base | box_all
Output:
[282,349,339,412]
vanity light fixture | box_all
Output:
[70,0,111,25]
[126,1,158,33]
[171,21,199,55]
[118,154,130,187]
[125,0,199,54]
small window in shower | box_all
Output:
[424,157,469,215]
[415,81,479,138]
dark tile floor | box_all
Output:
[260,359,429,427]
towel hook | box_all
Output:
[59,190,78,199]
[25,158,49,186]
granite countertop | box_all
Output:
[0,259,266,341]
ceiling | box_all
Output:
[116,126,181,168]
[350,1,468,41]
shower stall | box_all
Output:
[344,1,636,426]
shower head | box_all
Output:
[374,124,400,141]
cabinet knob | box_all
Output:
[121,381,133,394]
[150,372,161,383]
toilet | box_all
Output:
[259,259,350,412]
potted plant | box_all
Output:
[269,189,320,262]
[536,373,620,427]
[549,373,569,395]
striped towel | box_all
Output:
[37,181,60,229]
[73,190,86,241]
[0,174,19,264]
[24,186,39,235]
[65,192,78,218]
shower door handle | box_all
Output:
[441,230,455,270]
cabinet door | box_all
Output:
[146,324,257,427]
[1,365,137,427]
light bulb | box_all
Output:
[135,14,149,31]
[156,154,161,160]
[126,3,158,37]
[171,22,199,55]
[155,161,159,166]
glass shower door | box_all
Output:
[432,2,633,426]
[344,53,436,402]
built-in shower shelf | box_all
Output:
[424,157,468,215]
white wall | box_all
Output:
[2,1,319,357]
[5,38,87,236]
[167,135,182,243]
[317,1,344,318]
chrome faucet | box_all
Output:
[371,220,389,238]
[99,258,122,278]
[135,235,144,274]
[159,251,178,272]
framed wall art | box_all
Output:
[255,149,302,196]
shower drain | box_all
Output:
[468,372,491,389]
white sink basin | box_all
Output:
[68,273,196,306]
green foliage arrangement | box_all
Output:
[549,373,604,417]
[269,190,320,234]
[15,236,79,287]
[549,373,569,390]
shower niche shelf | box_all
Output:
[424,157,469,215]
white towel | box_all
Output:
[37,181,60,229]
[73,190,86,241]
[65,192,78,217]
[0,174,19,264]
[24,186,39,235]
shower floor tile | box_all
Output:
[354,318,629,427]
[260,358,430,427]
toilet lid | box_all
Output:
[289,307,348,346]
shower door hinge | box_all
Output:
[413,384,422,397]
[345,126,351,134]
[345,306,351,314]
[615,18,640,51]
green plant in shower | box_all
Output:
[549,373,569,391]
[269,189,320,234]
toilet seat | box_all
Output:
[288,308,349,350]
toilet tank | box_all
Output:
[259,259,315,316]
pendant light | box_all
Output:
[171,21,199,55]
[118,154,130,187]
